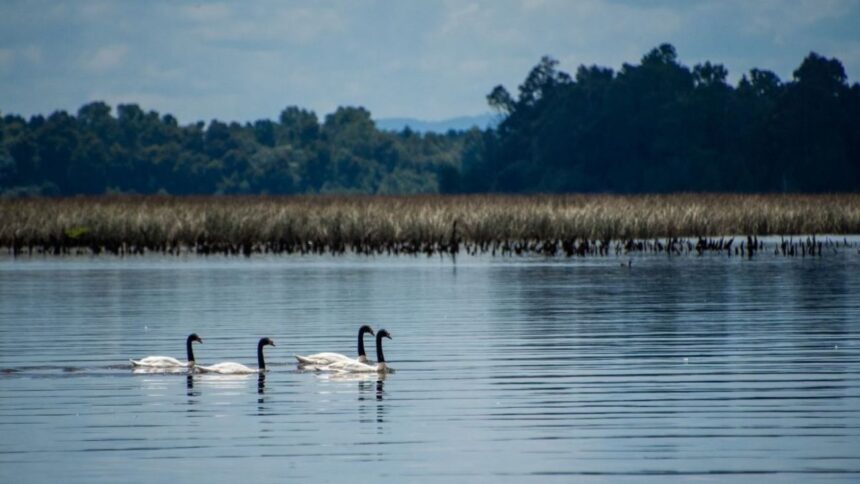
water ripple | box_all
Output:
[1,253,859,482]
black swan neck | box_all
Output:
[186,337,196,362]
[376,334,386,363]
[358,329,368,357]
[257,342,266,370]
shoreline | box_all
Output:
[2,235,856,259]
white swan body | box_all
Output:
[130,356,190,368]
[195,362,259,374]
[296,325,374,366]
[296,352,368,366]
[130,333,202,369]
[320,329,392,374]
[325,359,390,373]
[195,337,275,375]
[317,371,386,382]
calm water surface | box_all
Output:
[1,251,859,482]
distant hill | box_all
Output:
[375,114,498,133]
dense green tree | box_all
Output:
[479,45,859,194]
[279,107,319,146]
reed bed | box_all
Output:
[1,194,859,257]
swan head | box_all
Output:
[359,325,375,336]
[188,333,203,344]
[259,337,275,348]
[377,329,392,340]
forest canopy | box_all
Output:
[2,44,858,196]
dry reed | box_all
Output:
[1,194,859,256]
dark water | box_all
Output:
[1,250,859,482]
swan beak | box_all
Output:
[385,334,392,340]
[270,341,276,347]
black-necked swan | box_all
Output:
[130,333,202,368]
[295,325,375,365]
[324,329,392,373]
[195,337,275,374]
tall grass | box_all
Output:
[1,194,859,256]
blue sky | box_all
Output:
[2,0,859,124]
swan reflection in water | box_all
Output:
[374,378,386,425]
[354,374,387,426]
[315,371,388,422]
[132,366,190,375]
[257,373,267,411]
[189,372,256,403]
[182,373,269,414]
[257,373,266,395]
[186,374,200,398]
[318,371,386,383]
[185,373,253,399]
[357,377,385,402]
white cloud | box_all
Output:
[0,48,12,76]
[520,0,548,11]
[833,40,860,65]
[438,3,480,35]
[20,45,43,64]
[271,6,347,43]
[1,0,859,122]
[0,48,13,66]
[184,4,346,47]
[703,0,856,43]
[78,1,114,19]
[85,44,128,72]
[180,3,232,22]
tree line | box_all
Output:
[1,44,858,196]
[0,103,475,196]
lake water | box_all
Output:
[1,250,859,482]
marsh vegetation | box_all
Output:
[2,194,858,257]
